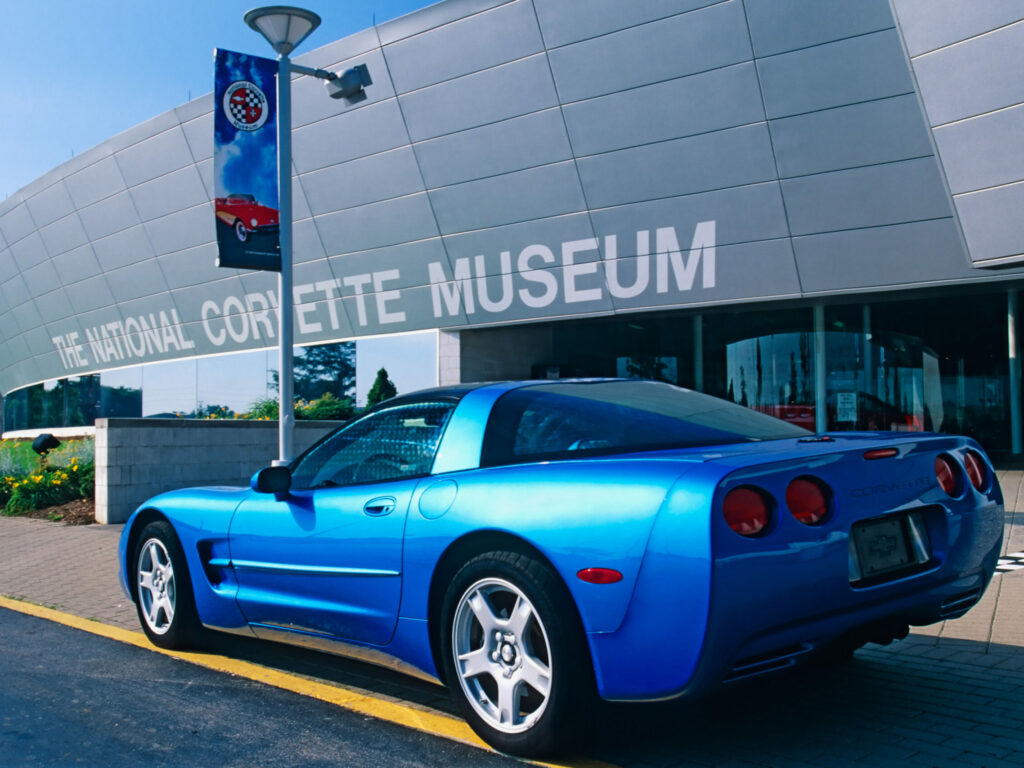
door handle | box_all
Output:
[363,496,397,516]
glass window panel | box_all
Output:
[355,332,437,406]
[100,368,143,418]
[141,359,198,417]
[197,349,277,417]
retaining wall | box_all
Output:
[94,419,340,524]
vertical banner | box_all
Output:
[213,49,281,271]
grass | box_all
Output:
[0,437,94,476]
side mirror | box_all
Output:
[251,465,292,495]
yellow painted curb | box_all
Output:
[0,595,615,768]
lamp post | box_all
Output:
[244,6,320,465]
[243,6,370,464]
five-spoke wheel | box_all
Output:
[132,520,203,649]
[452,577,553,733]
[440,551,592,757]
[137,536,176,636]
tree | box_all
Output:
[272,342,356,402]
[366,368,397,406]
[295,342,356,401]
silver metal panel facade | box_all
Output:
[3,0,1024,395]
[891,0,1024,266]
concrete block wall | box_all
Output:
[94,419,340,524]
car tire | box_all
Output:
[234,219,248,242]
[439,551,592,757]
[133,520,204,649]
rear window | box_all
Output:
[481,380,810,467]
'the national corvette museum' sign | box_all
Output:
[213,49,281,271]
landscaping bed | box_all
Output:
[19,498,95,525]
[1,437,95,525]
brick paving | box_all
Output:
[1,474,1023,767]
[0,516,136,630]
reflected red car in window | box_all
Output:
[215,193,279,242]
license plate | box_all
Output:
[851,516,915,579]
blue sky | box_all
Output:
[1,0,430,199]
[2,0,440,406]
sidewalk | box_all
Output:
[0,517,136,630]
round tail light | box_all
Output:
[963,450,988,491]
[934,455,960,496]
[786,476,830,525]
[723,486,771,537]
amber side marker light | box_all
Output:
[863,448,899,460]
[577,567,623,584]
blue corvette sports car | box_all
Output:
[118,379,1003,756]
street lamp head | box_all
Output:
[244,6,322,55]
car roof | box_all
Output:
[372,383,491,409]
[372,378,636,411]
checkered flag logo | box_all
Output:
[223,80,269,132]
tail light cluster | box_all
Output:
[723,449,990,538]
[722,476,831,538]
[935,450,989,496]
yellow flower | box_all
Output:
[53,480,62,486]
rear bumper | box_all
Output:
[702,556,997,691]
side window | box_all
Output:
[291,401,455,489]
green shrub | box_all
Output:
[296,392,355,421]
[241,397,279,420]
[241,393,354,421]
[1,454,95,516]
[0,474,15,508]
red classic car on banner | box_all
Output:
[214,194,280,243]
[213,49,280,271]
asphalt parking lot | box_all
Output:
[1,470,1023,767]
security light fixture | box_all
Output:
[244,6,321,55]
[32,433,61,456]
[326,63,373,102]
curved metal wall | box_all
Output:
[3,0,1024,396]
[891,0,1024,267]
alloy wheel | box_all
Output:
[137,537,176,635]
[451,577,553,734]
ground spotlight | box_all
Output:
[32,433,61,456]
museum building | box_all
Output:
[3,0,1024,453]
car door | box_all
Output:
[228,400,455,646]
